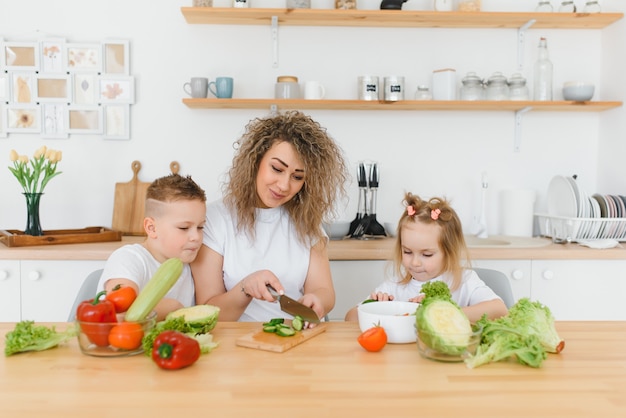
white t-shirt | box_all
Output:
[98,244,195,308]
[370,269,501,307]
[203,199,315,321]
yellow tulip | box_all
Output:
[34,145,47,159]
[9,150,19,162]
[19,155,29,163]
[48,150,60,163]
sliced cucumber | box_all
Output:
[263,325,277,333]
[276,327,296,337]
[292,315,304,331]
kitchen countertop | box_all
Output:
[2,235,625,261]
[0,320,624,417]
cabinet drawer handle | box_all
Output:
[0,270,8,281]
[511,269,524,280]
[542,270,554,280]
[28,271,42,281]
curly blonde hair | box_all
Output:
[392,192,471,291]
[224,110,349,245]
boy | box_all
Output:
[98,173,207,320]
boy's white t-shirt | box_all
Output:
[97,243,195,307]
[371,269,501,307]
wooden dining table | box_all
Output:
[1,321,625,418]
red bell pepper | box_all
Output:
[152,330,201,370]
[76,290,117,347]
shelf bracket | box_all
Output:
[514,106,532,152]
[517,19,536,71]
[270,104,278,115]
[271,16,278,68]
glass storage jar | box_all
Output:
[535,1,553,12]
[414,85,432,100]
[460,72,484,101]
[583,1,601,13]
[486,72,509,101]
[508,73,529,101]
[558,1,576,12]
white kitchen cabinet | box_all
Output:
[530,260,626,321]
[0,260,21,322]
[471,259,532,302]
[19,260,105,322]
[329,260,389,321]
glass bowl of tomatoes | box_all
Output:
[357,301,420,344]
[76,311,157,357]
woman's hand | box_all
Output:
[298,293,325,327]
[369,292,395,302]
[239,269,284,302]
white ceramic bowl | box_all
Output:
[562,81,595,101]
[357,301,420,343]
[323,221,351,240]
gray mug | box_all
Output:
[183,77,208,98]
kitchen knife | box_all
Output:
[266,285,321,324]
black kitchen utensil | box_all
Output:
[348,162,367,237]
[364,162,386,237]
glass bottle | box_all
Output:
[583,1,601,13]
[535,1,553,12]
[558,1,576,12]
[486,72,509,101]
[533,37,553,101]
[460,72,484,101]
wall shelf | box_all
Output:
[182,98,622,112]
[181,8,623,29]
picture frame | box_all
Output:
[98,75,134,104]
[72,73,97,104]
[103,104,130,140]
[40,38,66,74]
[2,41,39,71]
[36,74,72,103]
[103,39,129,75]
[41,103,69,139]
[0,73,8,102]
[0,103,6,138]
[5,104,41,133]
[66,43,102,73]
[67,105,102,134]
[11,72,36,104]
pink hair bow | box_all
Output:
[407,205,416,216]
[431,208,441,220]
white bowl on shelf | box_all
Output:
[562,81,595,101]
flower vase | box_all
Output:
[23,193,43,236]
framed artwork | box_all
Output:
[98,76,134,104]
[5,104,41,133]
[3,42,39,71]
[103,104,130,140]
[0,73,8,102]
[72,73,97,104]
[66,43,101,73]
[0,103,6,138]
[41,103,68,139]
[103,40,129,75]
[36,74,72,103]
[67,106,102,134]
[40,38,66,73]
[11,72,35,104]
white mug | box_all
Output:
[358,75,379,101]
[434,0,454,11]
[183,77,209,98]
[304,81,326,100]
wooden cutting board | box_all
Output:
[111,161,181,236]
[236,323,327,353]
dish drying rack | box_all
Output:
[535,213,626,243]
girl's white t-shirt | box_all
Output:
[203,200,314,321]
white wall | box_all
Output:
[1,0,624,236]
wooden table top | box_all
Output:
[1,321,625,417]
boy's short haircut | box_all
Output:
[145,174,206,216]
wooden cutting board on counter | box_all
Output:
[236,323,327,353]
[112,161,180,236]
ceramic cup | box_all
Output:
[384,75,404,101]
[358,75,379,101]
[183,77,209,98]
[304,81,326,99]
[209,77,234,98]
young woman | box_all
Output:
[345,192,508,323]
[192,111,349,325]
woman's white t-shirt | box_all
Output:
[203,200,314,321]
[371,269,501,307]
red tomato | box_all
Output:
[357,325,388,352]
[106,284,137,313]
[108,322,144,350]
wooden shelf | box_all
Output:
[181,8,623,29]
[182,98,622,112]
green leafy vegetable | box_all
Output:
[507,298,565,354]
[5,321,77,356]
[142,305,220,355]
[415,281,473,356]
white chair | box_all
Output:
[473,267,515,308]
[67,269,103,321]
